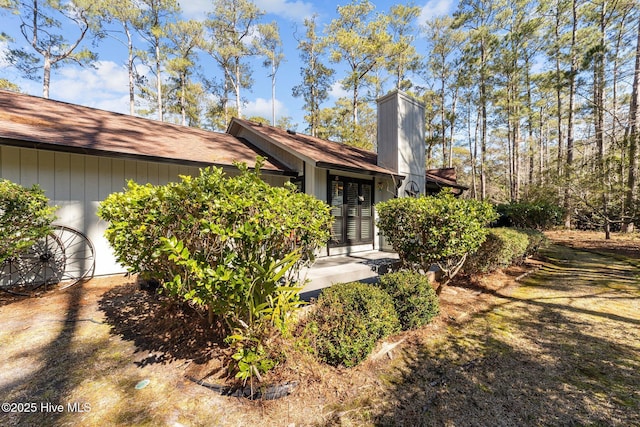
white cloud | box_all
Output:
[51,61,129,113]
[244,97,288,120]
[259,0,315,22]
[328,81,349,100]
[179,0,209,20]
[419,0,456,23]
[179,0,315,23]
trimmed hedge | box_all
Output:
[308,282,400,367]
[377,271,439,330]
[496,201,563,230]
[518,228,549,257]
[463,228,530,274]
[376,190,497,288]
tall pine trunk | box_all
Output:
[622,17,640,232]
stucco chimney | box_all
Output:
[377,90,426,197]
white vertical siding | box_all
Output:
[1,146,21,182]
[2,146,292,276]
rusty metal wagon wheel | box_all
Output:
[0,225,95,295]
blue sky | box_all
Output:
[0,0,457,129]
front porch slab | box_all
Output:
[299,250,399,300]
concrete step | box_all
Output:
[299,250,399,300]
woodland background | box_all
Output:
[1,0,639,233]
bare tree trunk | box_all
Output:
[441,77,447,167]
[42,54,51,98]
[480,41,488,200]
[155,41,162,122]
[448,87,459,169]
[271,59,276,125]
[126,24,135,115]
[594,4,609,239]
[234,57,242,118]
[563,0,578,229]
[181,74,186,126]
[469,103,479,199]
[622,17,640,232]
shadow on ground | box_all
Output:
[0,284,156,426]
[329,244,640,426]
[98,283,226,366]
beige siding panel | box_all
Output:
[38,150,55,200]
[67,154,85,230]
[20,148,38,187]
[111,159,125,193]
[124,159,137,182]
[1,146,21,182]
[158,163,169,184]
[168,164,181,181]
[98,157,112,200]
[136,161,148,184]
[147,162,159,185]
[54,152,70,201]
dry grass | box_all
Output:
[0,231,639,426]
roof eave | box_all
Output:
[316,161,403,180]
[0,137,297,176]
[229,118,319,167]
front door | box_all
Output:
[329,176,373,247]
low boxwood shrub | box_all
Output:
[307,282,400,367]
[463,228,529,274]
[377,271,439,330]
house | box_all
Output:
[425,168,468,196]
[0,89,462,277]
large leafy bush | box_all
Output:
[463,228,548,275]
[463,228,529,274]
[496,201,563,230]
[98,160,332,381]
[377,271,439,330]
[307,282,400,367]
[376,190,497,292]
[0,179,56,263]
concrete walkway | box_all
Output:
[299,250,399,300]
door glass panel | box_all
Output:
[330,181,343,244]
[347,182,358,217]
[361,184,371,217]
[331,181,343,217]
[346,182,358,240]
[361,184,372,239]
[332,218,343,244]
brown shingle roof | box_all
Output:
[229,118,400,177]
[425,167,468,191]
[0,90,293,174]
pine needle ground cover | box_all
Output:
[0,231,638,426]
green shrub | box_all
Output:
[463,228,539,274]
[308,282,400,367]
[496,201,563,230]
[377,271,439,330]
[377,190,497,292]
[517,228,549,257]
[98,159,333,381]
[0,179,57,263]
